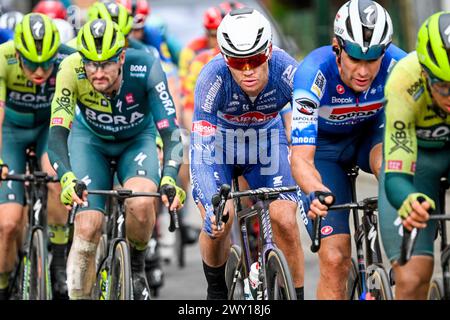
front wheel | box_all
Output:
[110,241,132,300]
[225,245,244,300]
[265,248,296,300]
[428,278,444,300]
[23,229,51,300]
[366,265,393,300]
[346,258,362,300]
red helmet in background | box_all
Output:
[203,2,245,31]
[32,0,67,20]
[203,7,223,30]
[218,1,245,15]
[116,0,150,29]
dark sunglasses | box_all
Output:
[224,48,270,71]
[20,54,57,72]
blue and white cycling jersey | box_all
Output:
[291,44,407,239]
[291,44,406,146]
[190,47,298,222]
[0,28,13,45]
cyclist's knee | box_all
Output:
[0,207,23,239]
[127,197,155,223]
[270,203,298,233]
[74,211,103,241]
[394,266,432,293]
[46,181,61,196]
[319,247,351,274]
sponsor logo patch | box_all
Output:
[157,119,169,129]
[222,111,278,125]
[311,70,326,99]
[321,226,333,236]
[192,120,217,137]
[387,160,403,170]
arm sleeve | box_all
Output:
[146,57,182,181]
[0,51,6,104]
[383,61,419,209]
[189,64,223,215]
[290,60,322,146]
[47,58,77,178]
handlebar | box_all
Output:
[212,185,297,231]
[71,181,179,233]
[2,172,60,183]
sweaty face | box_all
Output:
[228,60,269,97]
[85,51,125,94]
[332,38,383,93]
[337,49,383,93]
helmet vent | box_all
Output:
[345,17,354,41]
[20,33,28,51]
[426,40,438,67]
[35,40,43,55]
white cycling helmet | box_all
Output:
[217,7,272,58]
[0,11,24,30]
[334,0,393,60]
[53,18,75,43]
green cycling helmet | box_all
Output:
[88,1,133,36]
[14,13,60,62]
[417,11,450,81]
[77,19,125,61]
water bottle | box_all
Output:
[248,262,260,299]
[243,278,254,300]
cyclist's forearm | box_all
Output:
[48,126,72,178]
[385,172,417,209]
[160,127,182,180]
[291,147,327,193]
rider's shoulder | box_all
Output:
[384,44,408,63]
[298,45,335,72]
[0,40,15,56]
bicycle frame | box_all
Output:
[329,166,385,298]
[7,150,58,300]
[224,185,297,300]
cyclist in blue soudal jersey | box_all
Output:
[190,8,304,300]
[290,0,406,299]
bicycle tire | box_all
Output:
[24,229,50,300]
[427,278,444,300]
[110,241,132,300]
[366,265,393,300]
[265,248,296,300]
[346,258,361,300]
[225,245,245,300]
[95,234,108,271]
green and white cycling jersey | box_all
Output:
[48,47,182,182]
[0,40,75,127]
[0,40,75,205]
[379,51,450,261]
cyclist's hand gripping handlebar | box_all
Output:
[310,191,335,253]
[212,184,231,231]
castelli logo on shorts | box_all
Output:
[222,111,278,124]
[321,225,333,236]
[192,120,216,136]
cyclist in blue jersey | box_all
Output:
[290,0,407,299]
[0,28,12,44]
[190,8,304,300]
